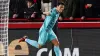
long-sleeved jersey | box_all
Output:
[40,8,60,32]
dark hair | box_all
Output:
[57,2,64,6]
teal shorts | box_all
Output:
[38,29,57,46]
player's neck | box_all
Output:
[56,8,60,14]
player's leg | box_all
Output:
[52,38,61,56]
[19,36,40,48]
[38,30,48,48]
[49,30,61,56]
[19,30,48,48]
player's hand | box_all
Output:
[43,12,50,16]
[46,12,50,16]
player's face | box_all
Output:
[57,5,64,13]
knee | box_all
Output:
[54,41,59,46]
[38,45,42,48]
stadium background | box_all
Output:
[8,22,100,56]
[8,0,100,56]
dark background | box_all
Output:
[9,28,100,56]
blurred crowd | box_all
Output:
[9,0,100,21]
[61,0,100,20]
[9,0,42,20]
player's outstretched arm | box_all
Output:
[46,8,57,32]
[43,12,50,16]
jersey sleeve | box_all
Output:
[49,8,56,17]
[46,8,57,32]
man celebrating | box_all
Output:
[19,2,64,56]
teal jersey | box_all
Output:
[40,8,60,32]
